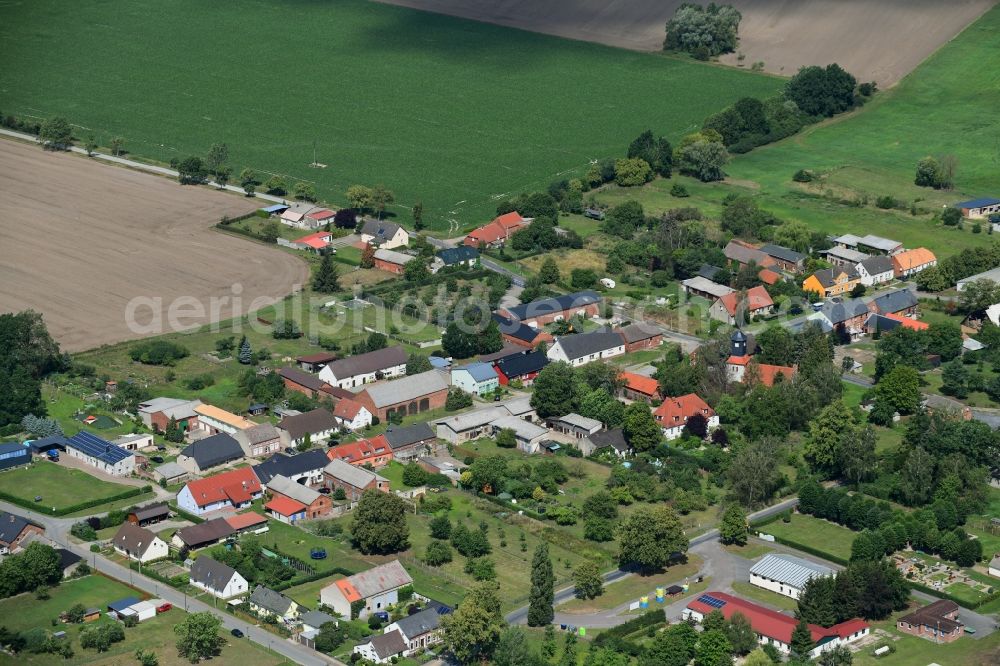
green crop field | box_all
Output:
[0,0,781,230]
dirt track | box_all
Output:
[376,0,994,86]
[0,139,308,353]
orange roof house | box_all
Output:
[463,212,531,248]
[177,467,262,515]
[710,286,775,325]
[758,269,781,285]
[225,512,268,532]
[265,495,308,520]
[891,248,937,278]
[326,436,392,468]
[726,355,796,386]
[884,312,930,331]
[620,371,661,402]
[319,560,413,619]
[295,231,332,251]
[653,394,718,440]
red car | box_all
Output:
[156,603,172,613]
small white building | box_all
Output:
[189,556,248,600]
[546,331,625,367]
[318,346,408,389]
[749,553,834,600]
[118,601,157,623]
[112,434,155,451]
[332,398,373,431]
[854,256,895,287]
[354,630,408,664]
[451,363,500,396]
[112,523,169,564]
[194,404,256,436]
[320,560,412,619]
[64,432,135,477]
[359,219,409,249]
[490,415,549,454]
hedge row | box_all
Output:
[214,222,273,244]
[168,504,205,525]
[909,580,1000,611]
[592,609,665,648]
[0,485,151,517]
[273,565,354,592]
[758,532,849,567]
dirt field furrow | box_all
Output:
[0,139,308,352]
[376,0,995,87]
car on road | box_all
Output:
[230,628,244,638]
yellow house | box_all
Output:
[803,267,861,298]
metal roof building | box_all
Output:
[749,554,834,598]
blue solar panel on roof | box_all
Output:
[697,594,726,608]
[67,432,132,464]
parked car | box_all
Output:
[150,456,164,464]
[156,602,172,613]
[230,628,244,638]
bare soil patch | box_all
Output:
[376,0,993,86]
[0,139,309,352]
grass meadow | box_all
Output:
[0,0,781,230]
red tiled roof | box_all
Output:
[620,371,660,397]
[758,269,781,285]
[687,592,868,646]
[494,211,527,230]
[653,394,714,426]
[756,364,796,387]
[184,468,261,508]
[333,398,366,421]
[891,248,936,273]
[717,286,774,316]
[727,355,751,366]
[306,209,335,221]
[265,495,307,517]
[225,512,268,530]
[326,436,390,465]
[335,579,362,603]
[884,313,929,331]
[225,484,253,504]
[464,212,529,246]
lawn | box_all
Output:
[853,625,1000,666]
[557,555,702,615]
[0,0,782,230]
[758,513,856,562]
[0,461,145,514]
[729,581,798,612]
[0,574,288,666]
[722,542,775,561]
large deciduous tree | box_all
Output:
[173,612,225,663]
[616,505,687,573]
[350,490,409,554]
[441,582,504,664]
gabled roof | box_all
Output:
[393,607,442,639]
[552,413,602,431]
[66,432,134,465]
[552,330,624,361]
[492,313,550,345]
[755,363,797,387]
[266,495,308,517]
[437,246,479,265]
[175,517,236,547]
[326,437,391,465]
[682,276,735,299]
[359,370,449,408]
[129,503,169,522]
[819,298,869,324]
[384,423,436,449]
[586,428,630,452]
[252,450,330,485]
[654,394,714,426]
[617,322,663,344]
[823,246,869,263]
[296,351,339,365]
[750,554,834,589]
[697,264,724,280]
[374,248,415,266]
[323,346,407,381]
[225,512,268,531]
[336,560,412,600]
[758,268,781,285]
[300,609,338,630]
[811,267,859,288]
[194,404,255,430]
[956,197,1000,209]
[858,255,894,276]
[182,467,261,508]
[0,511,39,545]
[180,433,244,470]
[760,243,805,264]
[620,371,660,397]
[296,231,331,250]
[898,599,963,633]
[366,630,408,660]
[189,556,240,589]
[278,366,330,392]
[323,458,386,489]
[306,209,335,221]
[242,423,281,446]
[891,247,937,271]
[870,289,918,315]
[112,522,162,557]
[717,286,773,316]
[333,398,368,421]
[454,362,498,383]
[360,219,404,240]
[504,291,601,322]
[278,408,339,441]
[249,585,296,615]
[268,474,323,506]
[723,240,776,267]
[495,350,549,378]
[858,234,901,252]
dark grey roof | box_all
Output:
[697,264,724,280]
[724,241,772,266]
[478,342,526,363]
[820,298,869,325]
[249,585,295,615]
[505,290,601,321]
[189,556,239,589]
[586,428,630,452]
[495,350,549,378]
[871,289,918,315]
[492,313,545,344]
[113,522,161,557]
[858,255,894,276]
[760,243,806,264]
[384,423,436,450]
[617,322,662,344]
[368,630,408,660]
[361,370,449,408]
[279,367,328,392]
[393,607,442,639]
[553,330,624,361]
[252,450,330,485]
[437,246,479,265]
[360,219,403,242]
[56,548,82,570]
[175,518,235,548]
[278,408,339,441]
[300,610,337,629]
[0,511,38,545]
[323,346,407,381]
[129,503,169,522]
[813,266,859,288]
[26,435,68,453]
[180,433,243,470]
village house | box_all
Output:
[855,255,895,287]
[64,432,135,476]
[373,248,415,274]
[359,219,409,249]
[684,592,869,659]
[0,511,43,555]
[0,441,30,472]
[955,197,1000,219]
[296,352,339,373]
[252,450,330,488]
[279,203,319,228]
[171,518,235,550]
[264,474,333,523]
[547,413,602,441]
[815,298,871,341]
[681,276,735,301]
[897,599,964,643]
[822,245,869,268]
[760,243,806,272]
[176,467,262,516]
[723,240,777,269]
[803,267,861,299]
[384,606,446,656]
[492,313,553,349]
[616,322,663,352]
[710,286,775,325]
[293,230,333,252]
[491,415,549,454]
[194,404,255,436]
[451,362,499,396]
[298,610,339,648]
[234,423,284,458]
[112,522,168,563]
[493,350,548,386]
[432,246,480,272]
[277,408,340,447]
[354,631,408,665]
[435,407,510,444]
[958,267,1000,291]
[127,503,170,527]
[326,437,393,468]
[654,394,718,440]
[319,346,408,389]
[248,585,300,623]
[189,556,248,599]
[868,289,919,318]
[726,355,797,386]
[112,434,155,452]
[891,247,937,278]
[867,312,929,335]
[583,428,631,458]
[305,208,335,228]
[619,371,661,403]
[332,397,373,431]
[355,370,450,422]
[383,423,438,461]
[463,211,531,248]
[177,433,244,475]
[278,366,343,400]
[500,290,602,328]
[320,560,413,619]
[749,554,834,600]
[546,330,625,366]
[323,459,390,501]
[137,397,202,434]
[758,268,782,286]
